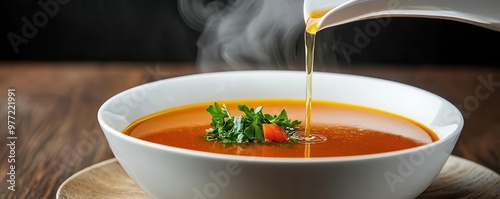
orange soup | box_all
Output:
[123,99,438,158]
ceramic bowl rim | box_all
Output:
[97,70,464,164]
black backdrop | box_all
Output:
[2,0,500,66]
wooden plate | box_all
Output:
[57,155,500,199]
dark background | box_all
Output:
[2,0,500,66]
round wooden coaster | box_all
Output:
[57,155,500,199]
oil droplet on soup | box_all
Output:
[123,99,438,158]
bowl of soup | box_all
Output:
[97,70,463,199]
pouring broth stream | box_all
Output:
[294,9,333,144]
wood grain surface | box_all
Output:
[57,159,151,199]
[0,62,499,199]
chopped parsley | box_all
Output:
[204,102,301,143]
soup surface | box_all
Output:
[124,99,438,158]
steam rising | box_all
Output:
[178,0,307,72]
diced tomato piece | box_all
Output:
[263,124,288,143]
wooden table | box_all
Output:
[0,62,499,199]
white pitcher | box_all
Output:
[304,0,500,32]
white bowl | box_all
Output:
[97,70,463,199]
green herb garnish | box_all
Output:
[204,102,301,143]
